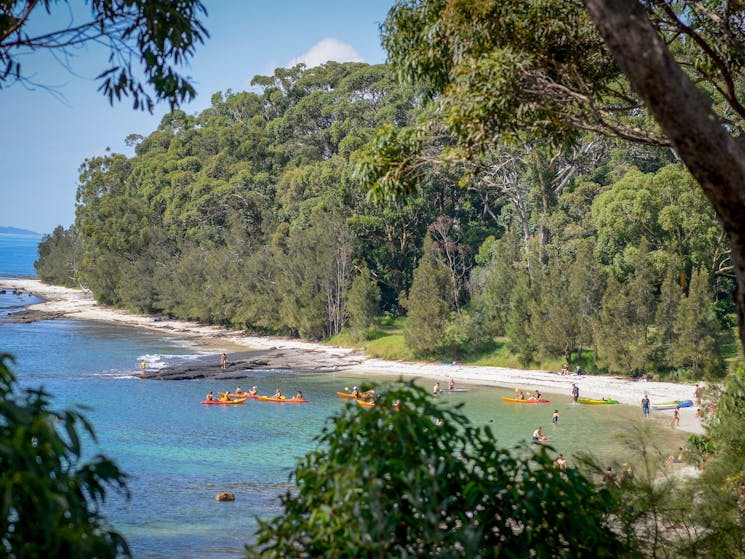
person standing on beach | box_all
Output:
[671,405,681,428]
[694,384,703,406]
[221,352,228,369]
[571,383,579,403]
[641,394,650,417]
[141,359,146,374]
[602,467,617,487]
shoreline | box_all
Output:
[1,278,705,434]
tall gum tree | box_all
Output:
[582,0,745,353]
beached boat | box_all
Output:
[356,399,375,408]
[336,391,357,399]
[502,397,551,404]
[577,397,619,405]
[257,396,309,403]
[651,399,693,410]
[200,398,247,405]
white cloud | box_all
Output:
[287,38,363,68]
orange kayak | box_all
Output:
[219,392,259,400]
[257,396,309,403]
[356,399,375,408]
[337,391,357,399]
[200,398,247,405]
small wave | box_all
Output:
[137,352,212,370]
[94,371,139,380]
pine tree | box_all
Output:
[654,264,682,369]
[471,229,522,337]
[529,263,576,365]
[346,266,381,342]
[403,236,453,356]
[506,268,537,365]
[595,241,657,375]
[671,268,725,379]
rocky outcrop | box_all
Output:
[215,492,235,502]
[140,348,363,380]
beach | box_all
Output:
[1,278,706,434]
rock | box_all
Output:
[215,492,235,502]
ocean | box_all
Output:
[0,232,42,278]
[0,234,683,557]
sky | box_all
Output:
[1,1,394,235]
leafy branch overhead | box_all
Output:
[0,0,209,111]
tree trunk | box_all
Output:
[583,0,745,354]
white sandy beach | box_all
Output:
[2,278,706,434]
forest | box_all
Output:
[34,59,735,380]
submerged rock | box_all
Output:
[215,492,235,502]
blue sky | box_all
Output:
[1,1,393,235]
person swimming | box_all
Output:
[532,427,547,442]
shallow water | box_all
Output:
[1,310,687,557]
[0,243,687,557]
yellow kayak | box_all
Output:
[577,397,619,405]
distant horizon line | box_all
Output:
[0,226,41,236]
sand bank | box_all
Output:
[1,278,706,434]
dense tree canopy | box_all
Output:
[363,0,745,354]
[35,60,734,379]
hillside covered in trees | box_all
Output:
[36,61,734,380]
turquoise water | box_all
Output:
[0,232,41,278]
[0,238,683,557]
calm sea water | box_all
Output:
[0,236,684,558]
[0,232,42,278]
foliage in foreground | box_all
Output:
[0,354,130,558]
[681,369,745,556]
[246,382,628,558]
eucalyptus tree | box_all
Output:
[1,0,208,110]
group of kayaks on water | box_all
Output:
[200,386,309,404]
[336,386,382,408]
[500,383,695,446]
